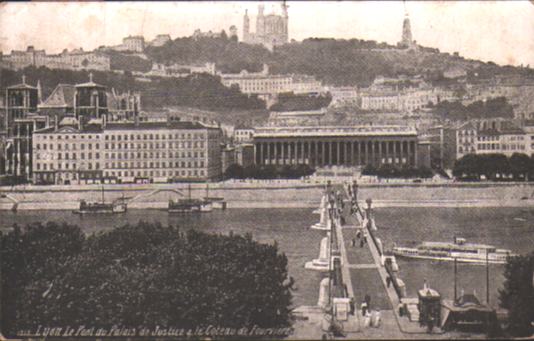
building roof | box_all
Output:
[499,127,526,135]
[235,122,254,130]
[35,124,103,134]
[457,121,477,131]
[76,73,105,88]
[8,76,37,90]
[104,121,217,131]
[478,129,501,136]
[254,125,418,138]
[38,84,75,108]
[75,81,105,88]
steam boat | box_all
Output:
[168,184,213,213]
[392,237,516,265]
[72,186,127,214]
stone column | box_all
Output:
[336,141,341,166]
[281,141,286,165]
[300,141,308,164]
[365,141,375,166]
[356,142,361,166]
[266,143,271,165]
[378,141,383,166]
[328,141,332,166]
[347,141,354,166]
[294,142,298,165]
[274,142,280,165]
[321,141,326,167]
[254,143,261,165]
[394,141,399,165]
[413,141,418,167]
[400,140,405,165]
[259,142,264,165]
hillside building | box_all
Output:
[149,34,172,47]
[0,46,111,71]
[233,123,254,143]
[220,64,324,100]
[243,4,289,51]
[360,75,456,113]
[110,36,145,53]
[327,87,360,107]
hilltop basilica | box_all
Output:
[243,4,289,51]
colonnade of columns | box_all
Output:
[254,139,417,168]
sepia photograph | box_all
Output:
[0,1,533,340]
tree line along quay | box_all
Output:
[453,153,534,181]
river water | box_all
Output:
[0,208,325,308]
[1,206,533,309]
[373,206,534,306]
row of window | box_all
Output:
[105,161,205,169]
[36,162,99,171]
[35,141,207,151]
[478,136,499,142]
[36,132,208,141]
[36,143,100,150]
[104,132,206,141]
[477,143,499,151]
[458,137,474,144]
[458,146,476,153]
[104,141,205,149]
[105,169,205,178]
[35,160,206,171]
[106,151,205,159]
[502,144,526,151]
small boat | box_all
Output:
[202,183,226,210]
[73,186,127,214]
[168,184,212,213]
[392,237,517,265]
[168,198,202,213]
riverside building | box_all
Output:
[32,118,223,185]
[253,125,422,168]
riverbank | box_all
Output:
[0,181,533,210]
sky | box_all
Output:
[1,1,533,67]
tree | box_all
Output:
[1,222,293,336]
[509,153,531,181]
[361,164,377,176]
[224,163,244,179]
[1,222,85,334]
[499,252,534,336]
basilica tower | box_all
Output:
[282,2,289,43]
[243,9,250,42]
[400,12,416,49]
[256,4,265,39]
